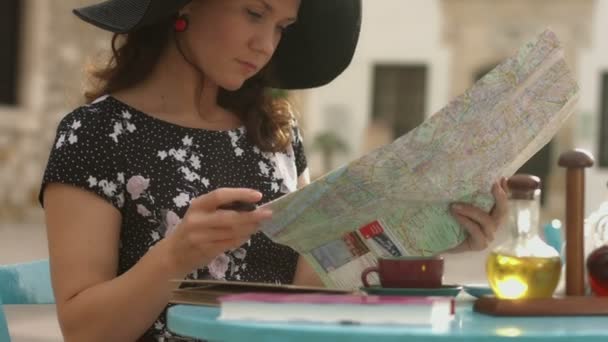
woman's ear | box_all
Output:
[180,0,201,16]
[174,1,196,32]
[174,14,190,32]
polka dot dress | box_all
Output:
[39,95,307,341]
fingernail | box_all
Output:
[451,203,463,211]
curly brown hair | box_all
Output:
[84,18,294,152]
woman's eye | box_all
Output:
[246,9,263,19]
[278,23,295,33]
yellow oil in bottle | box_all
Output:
[487,252,561,299]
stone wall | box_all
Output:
[0,0,109,222]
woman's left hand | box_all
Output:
[446,177,509,253]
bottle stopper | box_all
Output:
[507,174,541,200]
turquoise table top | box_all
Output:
[167,300,608,342]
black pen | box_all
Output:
[218,201,257,212]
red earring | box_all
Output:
[174,15,189,32]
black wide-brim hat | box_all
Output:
[73,0,361,90]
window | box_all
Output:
[599,73,608,167]
[371,65,427,139]
[476,63,553,204]
[0,0,22,106]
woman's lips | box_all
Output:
[237,60,258,73]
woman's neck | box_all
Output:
[112,40,240,130]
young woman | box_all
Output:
[39,0,507,341]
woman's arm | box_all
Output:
[45,183,271,341]
[45,183,181,342]
[293,256,324,287]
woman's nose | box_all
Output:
[250,26,280,57]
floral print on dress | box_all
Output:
[208,253,231,279]
[172,192,190,208]
[55,120,82,149]
[40,95,305,341]
[273,145,298,193]
[125,175,185,242]
[86,172,126,208]
[146,209,183,243]
[126,175,150,200]
[206,246,250,280]
[227,127,247,157]
[251,144,298,195]
[125,175,158,222]
[158,134,211,189]
[163,210,182,236]
[108,110,137,143]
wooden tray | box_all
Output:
[474,296,608,316]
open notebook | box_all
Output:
[169,279,351,306]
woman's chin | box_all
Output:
[220,79,247,92]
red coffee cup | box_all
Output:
[361,256,444,288]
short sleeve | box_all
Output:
[291,121,308,177]
[39,107,126,211]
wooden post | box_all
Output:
[558,149,594,296]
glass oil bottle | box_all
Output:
[586,201,608,296]
[486,174,562,299]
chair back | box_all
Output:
[0,259,55,304]
[0,296,10,342]
[0,259,55,342]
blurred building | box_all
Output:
[302,0,606,224]
[1,0,607,225]
[1,0,109,222]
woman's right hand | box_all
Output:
[163,188,273,277]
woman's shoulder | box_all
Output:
[53,95,138,149]
[59,95,124,127]
[65,95,121,120]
